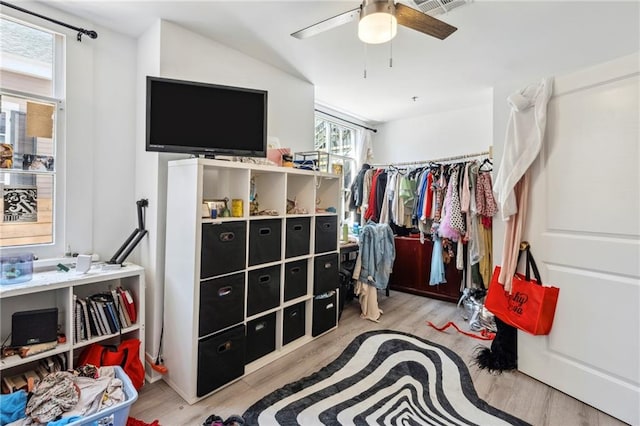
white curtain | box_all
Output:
[354,128,374,170]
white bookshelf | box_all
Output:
[163,158,340,404]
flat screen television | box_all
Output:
[146,76,267,158]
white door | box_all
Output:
[518,53,640,425]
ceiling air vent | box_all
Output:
[410,0,471,16]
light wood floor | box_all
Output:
[130,291,626,426]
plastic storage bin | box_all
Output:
[0,253,33,285]
[68,366,138,426]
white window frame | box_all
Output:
[0,15,66,261]
[314,114,358,224]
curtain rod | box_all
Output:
[1,1,98,41]
[370,150,491,168]
[315,109,378,133]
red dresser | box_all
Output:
[389,235,463,303]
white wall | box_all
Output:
[372,103,493,164]
[91,27,138,260]
[158,20,315,152]
[135,20,163,380]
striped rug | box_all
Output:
[243,330,529,425]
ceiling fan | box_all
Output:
[291,0,457,44]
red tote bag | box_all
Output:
[485,245,559,335]
[77,338,145,389]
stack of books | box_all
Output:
[73,287,137,343]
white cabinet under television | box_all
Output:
[163,158,341,404]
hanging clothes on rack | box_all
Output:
[355,150,495,294]
[348,163,372,211]
[476,165,497,286]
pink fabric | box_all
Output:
[476,172,498,217]
[498,171,529,292]
[432,171,446,222]
[438,169,460,241]
[448,167,465,235]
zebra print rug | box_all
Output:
[243,330,529,425]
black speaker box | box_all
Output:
[11,308,58,346]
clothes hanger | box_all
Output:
[479,158,493,171]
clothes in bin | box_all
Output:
[67,366,138,426]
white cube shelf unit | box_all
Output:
[163,158,341,404]
[0,265,145,382]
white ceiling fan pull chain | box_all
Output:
[363,43,368,78]
[389,12,394,68]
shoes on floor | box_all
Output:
[203,414,244,426]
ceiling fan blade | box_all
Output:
[395,3,457,40]
[291,7,360,39]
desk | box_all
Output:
[339,241,359,261]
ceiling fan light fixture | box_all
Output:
[358,0,398,44]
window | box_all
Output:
[314,116,357,224]
[0,16,63,251]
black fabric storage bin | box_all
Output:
[246,312,276,364]
[283,302,306,345]
[201,222,246,279]
[312,293,337,337]
[313,253,339,295]
[284,259,308,302]
[249,219,282,266]
[199,272,245,337]
[247,265,281,316]
[285,217,310,258]
[314,216,337,254]
[197,324,245,397]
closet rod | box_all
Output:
[370,150,490,168]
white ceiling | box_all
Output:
[42,0,640,124]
